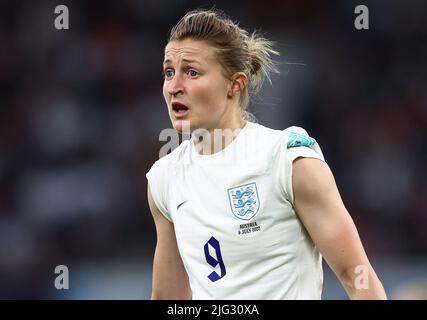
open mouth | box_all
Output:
[172,102,189,117]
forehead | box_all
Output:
[164,39,216,64]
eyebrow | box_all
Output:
[163,58,201,66]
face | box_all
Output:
[163,39,233,133]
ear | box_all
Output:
[228,72,248,97]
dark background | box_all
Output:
[0,0,426,299]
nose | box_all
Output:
[167,74,184,97]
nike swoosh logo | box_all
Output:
[177,200,188,210]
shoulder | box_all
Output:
[146,139,192,221]
[245,122,286,151]
[239,123,322,166]
[148,139,192,173]
[249,123,317,153]
[146,139,192,189]
[248,121,283,139]
[281,125,325,162]
[283,126,318,149]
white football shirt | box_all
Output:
[146,121,325,299]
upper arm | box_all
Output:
[292,158,386,298]
[148,183,191,299]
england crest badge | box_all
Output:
[227,182,260,220]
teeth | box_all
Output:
[172,103,188,114]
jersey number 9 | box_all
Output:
[204,236,226,282]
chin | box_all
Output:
[172,118,193,134]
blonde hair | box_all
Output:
[168,8,280,121]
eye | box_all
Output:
[163,69,174,80]
[187,69,199,78]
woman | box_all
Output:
[146,8,386,299]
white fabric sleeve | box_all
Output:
[146,161,172,222]
[279,126,326,205]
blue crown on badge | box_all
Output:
[227,182,260,220]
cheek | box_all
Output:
[193,80,228,112]
[162,82,168,100]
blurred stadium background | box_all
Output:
[0,0,426,299]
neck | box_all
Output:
[192,114,247,155]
